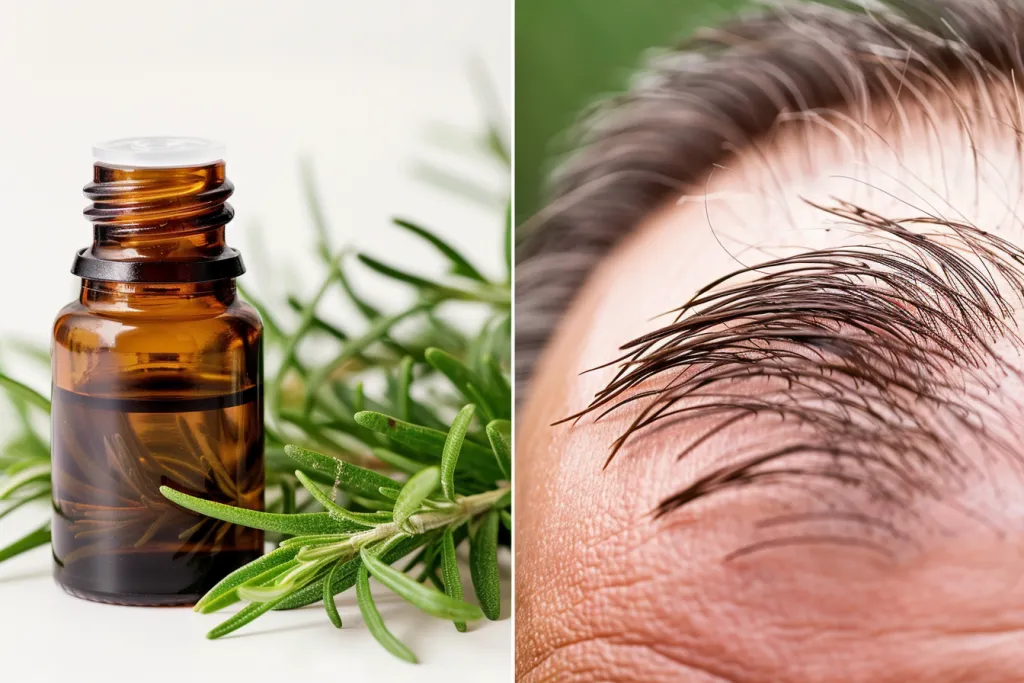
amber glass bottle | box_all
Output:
[51,138,264,606]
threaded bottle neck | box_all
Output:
[83,162,234,262]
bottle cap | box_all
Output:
[92,136,226,168]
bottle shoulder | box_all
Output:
[226,298,262,330]
[53,296,262,352]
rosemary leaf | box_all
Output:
[354,411,502,482]
[0,489,49,523]
[303,303,430,410]
[279,478,296,515]
[393,466,441,531]
[207,594,290,640]
[396,356,414,422]
[371,447,426,476]
[424,348,502,420]
[160,486,359,535]
[440,527,468,632]
[377,487,401,501]
[194,544,301,613]
[0,372,50,413]
[357,254,508,305]
[323,563,344,628]
[360,546,484,621]
[0,463,51,500]
[391,218,487,283]
[295,470,392,527]
[0,521,50,563]
[470,509,501,620]
[485,419,512,480]
[441,405,476,500]
[357,563,418,664]
[275,533,434,611]
[283,445,399,498]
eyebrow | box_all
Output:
[562,199,1024,522]
[515,0,1024,401]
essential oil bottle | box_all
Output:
[51,137,264,606]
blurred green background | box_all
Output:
[515,0,748,226]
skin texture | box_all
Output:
[516,89,1024,682]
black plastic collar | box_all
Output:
[71,248,245,283]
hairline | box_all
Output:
[516,0,1024,400]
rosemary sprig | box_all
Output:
[168,138,512,656]
[0,364,53,561]
[160,334,511,657]
[0,100,511,663]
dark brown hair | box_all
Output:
[516,0,1024,398]
[562,200,1024,527]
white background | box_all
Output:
[0,1,511,680]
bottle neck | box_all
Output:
[83,162,233,262]
[76,160,241,314]
[79,279,237,315]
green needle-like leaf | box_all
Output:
[393,466,441,531]
[354,411,502,482]
[303,304,429,411]
[160,486,360,535]
[413,161,502,209]
[208,594,289,640]
[424,348,501,420]
[324,561,343,628]
[357,254,508,305]
[360,546,484,621]
[0,372,50,413]
[279,478,296,515]
[392,218,487,283]
[286,296,356,349]
[0,521,50,563]
[0,490,49,523]
[337,257,383,321]
[371,448,425,476]
[396,356,413,421]
[284,445,400,499]
[276,533,434,611]
[440,527,468,632]
[377,486,401,500]
[470,510,501,620]
[0,463,51,499]
[295,470,391,527]
[358,254,449,292]
[485,419,512,479]
[356,563,418,664]
[194,544,301,613]
[441,405,475,501]
[484,354,512,407]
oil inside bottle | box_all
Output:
[51,372,263,605]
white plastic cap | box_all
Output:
[92,136,225,168]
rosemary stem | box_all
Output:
[347,486,509,550]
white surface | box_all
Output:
[93,136,227,168]
[1,505,512,682]
[0,1,511,681]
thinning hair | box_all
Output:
[516,0,1024,399]
[560,200,1024,527]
